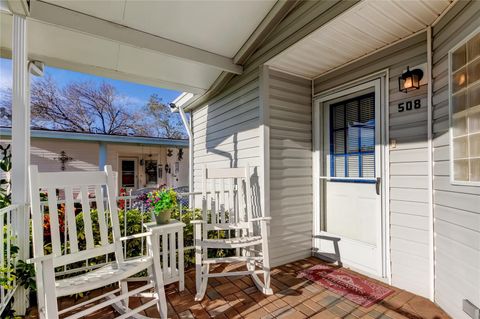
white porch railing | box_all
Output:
[0,190,220,316]
[0,204,20,315]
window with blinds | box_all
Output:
[450,29,480,184]
[330,93,375,182]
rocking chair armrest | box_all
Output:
[250,217,272,222]
[191,220,206,224]
[120,231,153,241]
[26,254,54,265]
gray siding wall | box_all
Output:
[432,2,480,318]
[268,69,313,266]
[191,1,356,263]
[314,33,431,298]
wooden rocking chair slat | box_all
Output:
[47,186,61,256]
[64,186,78,254]
[80,186,95,249]
[94,185,109,246]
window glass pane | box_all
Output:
[467,56,480,85]
[347,155,359,178]
[122,174,135,187]
[469,110,480,133]
[347,126,359,153]
[452,44,466,71]
[468,33,480,62]
[360,96,374,122]
[453,136,468,158]
[346,100,358,125]
[333,130,345,154]
[468,83,480,108]
[333,104,345,129]
[469,134,480,157]
[360,126,375,152]
[452,115,467,137]
[362,154,375,178]
[334,156,345,177]
[122,160,135,171]
[452,67,467,93]
[454,159,469,180]
[470,159,480,181]
[452,91,467,113]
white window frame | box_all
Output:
[448,26,480,186]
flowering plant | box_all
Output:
[147,189,177,216]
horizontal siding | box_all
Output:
[190,0,351,263]
[268,69,312,266]
[432,2,480,317]
[31,139,99,172]
[314,33,431,298]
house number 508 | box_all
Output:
[398,99,421,112]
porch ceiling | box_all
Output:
[266,0,452,79]
[0,0,276,95]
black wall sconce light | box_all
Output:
[165,164,171,174]
[398,66,423,93]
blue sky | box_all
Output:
[0,57,180,110]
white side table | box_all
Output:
[144,220,186,291]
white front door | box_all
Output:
[314,79,386,278]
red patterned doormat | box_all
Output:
[298,264,394,307]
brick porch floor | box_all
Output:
[27,257,450,318]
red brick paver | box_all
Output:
[26,257,450,319]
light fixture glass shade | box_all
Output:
[398,67,423,93]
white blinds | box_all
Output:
[330,93,375,180]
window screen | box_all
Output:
[450,30,480,183]
[330,93,375,181]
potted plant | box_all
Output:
[147,189,177,225]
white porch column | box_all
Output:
[11,14,30,315]
[99,142,107,170]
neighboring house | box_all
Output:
[0,127,189,192]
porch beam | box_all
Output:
[0,49,208,95]
[11,14,29,315]
[6,0,29,16]
[28,0,243,75]
[234,0,298,64]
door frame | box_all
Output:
[312,70,391,281]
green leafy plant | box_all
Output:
[0,144,12,209]
[147,189,177,216]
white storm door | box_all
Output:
[317,80,384,277]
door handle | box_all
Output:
[375,177,381,195]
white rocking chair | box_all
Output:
[27,165,168,319]
[193,165,272,301]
